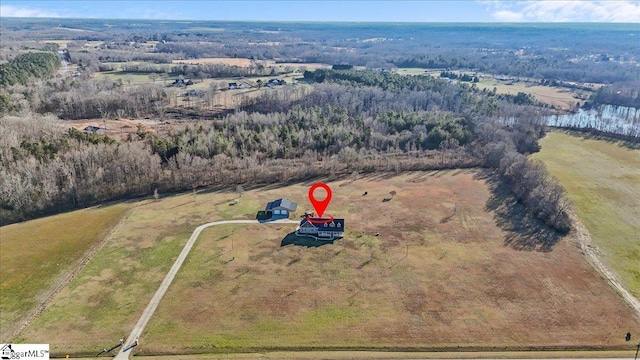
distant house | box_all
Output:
[170,78,193,87]
[297,217,345,240]
[185,89,204,97]
[266,78,286,87]
[257,198,298,221]
[228,82,245,90]
[83,125,107,134]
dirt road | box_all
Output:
[571,211,640,317]
[5,210,131,342]
[114,218,298,360]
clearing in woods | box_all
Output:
[0,204,128,341]
[12,171,640,355]
[395,68,590,110]
[172,57,331,70]
[532,131,640,299]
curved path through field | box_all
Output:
[571,212,640,317]
[113,214,640,360]
[114,218,298,360]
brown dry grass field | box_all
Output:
[68,349,637,360]
[140,171,640,353]
[174,58,256,67]
[475,79,583,110]
[11,171,640,356]
[395,69,590,111]
[172,58,330,70]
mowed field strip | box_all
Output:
[0,204,128,341]
[9,170,640,357]
[533,131,640,299]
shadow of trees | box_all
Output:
[280,232,336,248]
[480,173,565,252]
[555,128,640,150]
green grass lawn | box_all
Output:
[14,191,262,353]
[94,71,176,86]
[0,204,128,339]
[532,131,640,298]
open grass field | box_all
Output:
[94,71,174,86]
[14,189,261,353]
[172,57,331,70]
[0,204,128,341]
[474,79,585,110]
[532,131,640,299]
[67,349,639,360]
[139,172,640,353]
[12,170,640,356]
[173,58,256,67]
[395,68,589,111]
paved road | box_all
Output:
[114,218,298,360]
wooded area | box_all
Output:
[0,59,570,233]
[3,19,634,234]
[0,52,60,86]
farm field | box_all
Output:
[94,71,173,86]
[13,171,640,356]
[474,78,584,110]
[395,68,589,110]
[172,57,331,70]
[141,171,640,353]
[14,187,262,353]
[66,349,638,360]
[532,131,640,299]
[0,204,128,341]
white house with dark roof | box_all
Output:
[297,217,345,240]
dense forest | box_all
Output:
[0,52,60,86]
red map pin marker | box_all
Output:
[308,182,332,218]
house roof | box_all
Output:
[84,125,105,132]
[265,198,297,211]
[300,217,345,232]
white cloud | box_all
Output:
[482,0,640,22]
[0,4,60,17]
[493,10,524,22]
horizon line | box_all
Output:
[1,16,637,25]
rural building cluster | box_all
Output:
[256,198,345,240]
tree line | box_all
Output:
[0,52,60,87]
[589,82,640,109]
[1,67,571,237]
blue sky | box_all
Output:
[1,1,639,22]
